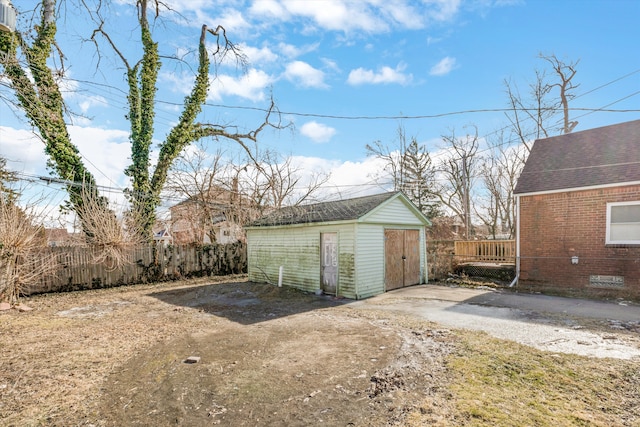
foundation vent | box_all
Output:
[589,275,624,288]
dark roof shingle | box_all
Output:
[247,191,399,227]
[514,120,640,194]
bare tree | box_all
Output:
[435,126,480,239]
[476,131,527,238]
[541,53,580,134]
[165,143,229,243]
[259,150,330,210]
[365,124,409,191]
[73,184,145,267]
[504,53,580,152]
[165,146,330,242]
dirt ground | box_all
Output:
[1,276,454,426]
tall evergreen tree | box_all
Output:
[401,138,441,219]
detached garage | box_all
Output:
[245,191,431,299]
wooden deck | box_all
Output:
[453,240,516,281]
[454,240,515,264]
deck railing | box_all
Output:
[454,240,516,264]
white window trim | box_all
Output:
[606,201,640,245]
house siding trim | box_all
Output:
[515,180,640,197]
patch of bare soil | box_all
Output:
[0,277,453,426]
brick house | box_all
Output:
[44,228,71,247]
[513,120,640,300]
[169,186,254,245]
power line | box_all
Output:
[6,54,639,124]
[203,104,640,121]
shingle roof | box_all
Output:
[247,191,399,227]
[514,119,640,195]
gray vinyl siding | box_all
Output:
[416,226,427,284]
[354,224,386,298]
[247,223,357,297]
[246,192,430,299]
[247,227,320,292]
[336,225,357,298]
[363,197,426,226]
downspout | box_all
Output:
[509,195,520,288]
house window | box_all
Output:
[606,201,640,244]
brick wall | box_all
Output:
[518,184,640,300]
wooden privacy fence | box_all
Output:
[454,240,516,264]
[25,243,247,296]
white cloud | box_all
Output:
[377,1,424,29]
[1,127,48,174]
[78,95,109,114]
[426,0,462,22]
[163,1,252,32]
[284,61,327,88]
[69,126,131,189]
[247,0,464,34]
[217,8,252,32]
[347,63,412,86]
[247,0,449,33]
[287,155,390,201]
[1,125,131,209]
[249,0,290,19]
[1,125,130,187]
[238,43,279,64]
[321,57,340,72]
[209,68,273,102]
[277,42,320,59]
[430,56,457,76]
[300,121,336,143]
[281,0,381,32]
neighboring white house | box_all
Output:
[153,228,173,246]
[245,191,431,299]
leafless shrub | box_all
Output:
[73,187,145,270]
[0,198,57,305]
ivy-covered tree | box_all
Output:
[0,0,278,240]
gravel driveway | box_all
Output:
[350,284,640,359]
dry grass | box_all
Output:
[442,331,640,426]
[0,275,244,426]
[1,277,639,426]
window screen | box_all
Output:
[607,202,640,244]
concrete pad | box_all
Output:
[350,284,640,360]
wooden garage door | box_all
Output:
[384,229,421,291]
[385,230,405,290]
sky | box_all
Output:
[1,0,639,220]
